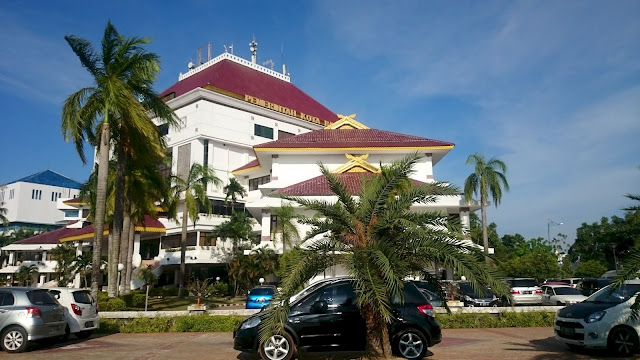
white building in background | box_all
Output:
[0,170,83,232]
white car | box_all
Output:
[542,285,587,306]
[507,278,543,305]
[46,288,99,339]
[555,280,640,356]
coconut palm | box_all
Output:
[0,202,8,226]
[168,163,222,297]
[464,153,510,257]
[270,203,301,253]
[210,210,255,256]
[16,264,39,286]
[50,244,77,287]
[71,252,93,288]
[259,153,507,358]
[137,265,157,311]
[62,21,177,299]
[224,178,247,210]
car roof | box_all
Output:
[543,284,573,288]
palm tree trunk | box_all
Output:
[120,210,131,294]
[363,304,392,358]
[125,220,135,293]
[481,200,489,261]
[91,121,110,300]
[145,284,150,311]
[178,208,188,297]
[108,146,126,297]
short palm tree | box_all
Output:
[270,203,301,253]
[71,252,93,288]
[464,153,510,257]
[210,210,255,256]
[0,202,8,225]
[137,265,157,311]
[260,153,507,358]
[62,21,177,300]
[224,178,247,210]
[168,163,222,297]
[50,244,77,287]
[16,264,39,286]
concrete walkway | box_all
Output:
[6,327,628,360]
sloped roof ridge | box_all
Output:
[3,170,84,189]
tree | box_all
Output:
[0,202,7,225]
[71,252,93,288]
[223,178,247,208]
[62,21,176,300]
[560,259,574,278]
[259,153,507,358]
[168,163,222,297]
[574,260,607,278]
[210,208,256,256]
[464,153,510,258]
[623,165,640,212]
[49,244,77,287]
[16,264,39,286]
[137,265,157,311]
[270,203,301,253]
[499,247,559,282]
[229,248,278,295]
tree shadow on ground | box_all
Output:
[27,333,112,352]
[503,336,636,360]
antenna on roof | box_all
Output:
[281,43,288,76]
[196,48,202,65]
[229,44,234,54]
[249,36,258,64]
[207,42,212,61]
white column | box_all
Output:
[73,243,83,288]
[39,274,45,287]
[8,252,14,266]
[459,208,471,239]
[132,233,141,268]
[42,250,47,262]
[261,209,271,242]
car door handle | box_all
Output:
[0,309,7,313]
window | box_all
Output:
[27,290,58,305]
[0,291,15,306]
[278,130,295,139]
[157,123,169,136]
[319,283,355,310]
[180,116,187,128]
[249,175,271,191]
[203,139,209,167]
[254,124,274,139]
[51,192,55,201]
[64,210,79,218]
[0,191,4,202]
[271,215,279,232]
[9,189,15,199]
[32,189,35,199]
[82,209,90,218]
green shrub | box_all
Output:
[436,311,555,329]
[101,298,127,312]
[132,294,147,308]
[97,315,246,333]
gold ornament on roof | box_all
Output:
[332,154,380,173]
[325,113,370,130]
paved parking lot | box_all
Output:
[4,327,631,360]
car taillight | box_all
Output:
[535,289,543,294]
[417,304,434,317]
[510,290,520,294]
[71,303,83,316]
[26,307,42,318]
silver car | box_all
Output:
[0,287,66,353]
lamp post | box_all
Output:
[547,219,563,244]
[116,263,124,296]
[610,243,619,271]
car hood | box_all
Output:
[555,295,587,302]
[557,301,619,319]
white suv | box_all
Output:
[555,280,640,356]
[507,278,543,305]
[46,288,99,339]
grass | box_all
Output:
[128,296,246,311]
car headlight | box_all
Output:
[585,311,606,323]
[240,316,261,329]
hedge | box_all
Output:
[96,312,555,334]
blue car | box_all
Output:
[245,285,276,309]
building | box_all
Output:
[0,170,83,232]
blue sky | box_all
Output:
[1,1,638,245]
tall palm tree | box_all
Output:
[62,21,176,299]
[168,163,222,297]
[223,178,247,210]
[270,203,301,253]
[259,153,507,358]
[0,202,8,226]
[464,153,510,257]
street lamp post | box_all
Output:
[116,263,125,296]
[547,219,563,244]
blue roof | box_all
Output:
[4,170,83,189]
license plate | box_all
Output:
[560,327,575,334]
[523,291,532,294]
[85,321,94,328]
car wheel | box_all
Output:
[75,330,93,339]
[608,327,638,357]
[61,325,71,341]
[259,332,295,360]
[1,326,28,353]
[394,329,428,359]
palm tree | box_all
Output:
[50,244,77,287]
[137,265,157,311]
[464,153,510,257]
[16,264,39,286]
[0,202,8,226]
[270,203,301,253]
[210,210,255,256]
[62,21,177,299]
[71,252,93,288]
[168,163,222,297]
[223,178,247,210]
[259,153,507,358]
[623,166,640,211]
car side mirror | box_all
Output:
[310,300,328,314]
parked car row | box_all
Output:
[0,287,98,353]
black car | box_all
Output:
[458,282,499,307]
[578,278,611,296]
[234,278,441,360]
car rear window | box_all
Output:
[249,287,275,296]
[27,290,58,305]
[72,290,94,304]
[554,287,581,295]
[394,282,428,304]
[511,279,538,288]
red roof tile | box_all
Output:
[59,215,165,241]
[276,173,428,196]
[254,129,454,150]
[161,59,337,123]
[233,159,260,173]
[14,223,78,245]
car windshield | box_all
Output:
[586,284,640,304]
[511,279,538,288]
[249,287,274,296]
[554,287,582,295]
[290,279,336,304]
[460,283,493,298]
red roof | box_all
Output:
[276,173,428,196]
[233,159,260,173]
[59,215,165,241]
[254,129,454,150]
[161,59,337,123]
[14,222,78,245]
[63,198,84,205]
